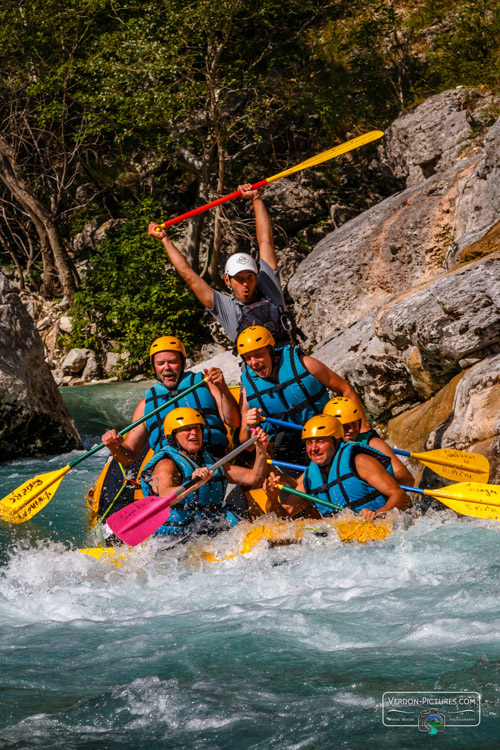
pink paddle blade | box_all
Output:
[107,494,174,546]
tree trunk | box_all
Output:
[209,145,226,282]
[0,136,79,300]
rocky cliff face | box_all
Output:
[288,88,500,487]
[0,274,82,459]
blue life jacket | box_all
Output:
[144,371,228,454]
[355,429,380,445]
[241,345,328,440]
[303,442,394,515]
[140,445,230,535]
[236,296,290,347]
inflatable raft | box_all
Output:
[80,514,393,566]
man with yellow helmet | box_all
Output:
[264,414,411,520]
[148,184,297,346]
[324,397,414,485]
[140,407,269,538]
[101,335,240,463]
[236,325,370,466]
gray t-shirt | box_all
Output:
[210,259,286,343]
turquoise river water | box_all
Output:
[0,382,499,749]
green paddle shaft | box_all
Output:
[68,377,207,469]
[278,483,344,512]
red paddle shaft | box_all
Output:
[158,180,268,229]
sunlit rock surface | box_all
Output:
[289,90,499,480]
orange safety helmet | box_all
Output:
[236,325,275,356]
[323,397,361,424]
[149,336,186,366]
[301,414,344,440]
[163,407,204,437]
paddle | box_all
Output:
[155,132,384,229]
[395,448,489,483]
[267,458,306,472]
[260,415,489,483]
[277,483,344,513]
[400,482,500,522]
[277,476,500,524]
[106,432,261,546]
[0,377,207,524]
[262,416,303,432]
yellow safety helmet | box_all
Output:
[149,336,186,365]
[163,407,205,437]
[323,397,361,424]
[236,325,275,356]
[302,414,344,440]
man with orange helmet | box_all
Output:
[264,414,411,520]
[323,397,414,485]
[101,335,240,463]
[236,325,369,466]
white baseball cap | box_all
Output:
[224,253,258,277]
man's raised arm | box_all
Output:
[238,184,277,271]
[148,223,214,308]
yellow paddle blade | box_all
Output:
[412,449,490,483]
[0,466,70,524]
[266,131,384,184]
[424,482,500,522]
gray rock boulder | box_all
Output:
[452,117,500,257]
[375,254,500,383]
[62,348,94,375]
[288,164,463,346]
[190,350,241,387]
[312,312,417,420]
[288,110,499,348]
[0,274,82,459]
[58,315,73,334]
[426,354,500,485]
[377,88,475,187]
[82,352,100,381]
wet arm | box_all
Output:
[205,370,241,429]
[101,400,149,466]
[369,437,415,487]
[304,356,371,432]
[239,184,277,270]
[153,460,211,505]
[225,427,269,487]
[238,389,255,446]
[354,453,411,518]
[253,197,277,270]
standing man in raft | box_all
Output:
[148,184,296,346]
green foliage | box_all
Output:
[69,198,204,376]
